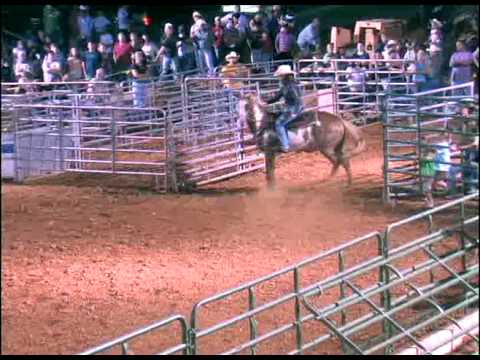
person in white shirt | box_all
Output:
[141,33,159,63]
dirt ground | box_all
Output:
[0,124,475,354]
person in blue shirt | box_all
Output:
[259,65,303,153]
[82,41,102,80]
[297,17,321,58]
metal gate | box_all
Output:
[382,82,478,203]
[79,193,479,355]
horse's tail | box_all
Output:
[340,119,366,159]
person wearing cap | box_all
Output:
[259,65,303,152]
[267,5,283,42]
[220,51,249,90]
[297,17,321,59]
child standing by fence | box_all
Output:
[420,144,437,208]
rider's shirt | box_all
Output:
[267,79,303,112]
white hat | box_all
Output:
[225,51,240,61]
[274,65,296,77]
[386,40,397,47]
[192,11,202,19]
[79,5,89,10]
[474,136,479,147]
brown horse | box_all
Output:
[238,93,366,187]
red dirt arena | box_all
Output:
[0,124,475,354]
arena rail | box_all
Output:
[382,81,478,203]
[78,193,479,355]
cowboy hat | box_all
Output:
[225,51,240,61]
[274,65,296,77]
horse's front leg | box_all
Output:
[265,151,276,188]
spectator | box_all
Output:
[267,5,282,42]
[248,13,266,64]
[259,31,274,71]
[87,67,108,95]
[322,43,336,68]
[130,50,150,107]
[130,32,143,53]
[176,26,197,73]
[14,51,32,81]
[377,32,388,53]
[98,43,113,75]
[297,17,321,58]
[420,143,437,208]
[403,41,416,67]
[94,10,112,35]
[275,23,296,61]
[410,49,431,93]
[42,50,63,82]
[82,41,102,80]
[50,42,65,68]
[117,6,130,32]
[77,5,94,43]
[212,16,225,65]
[383,40,401,69]
[222,18,243,61]
[346,61,366,92]
[157,23,178,77]
[463,136,479,194]
[43,5,62,46]
[433,134,453,192]
[220,51,249,90]
[428,18,443,86]
[12,41,27,65]
[222,5,249,34]
[449,40,475,94]
[141,33,159,64]
[113,32,133,72]
[99,27,115,54]
[352,42,370,60]
[190,11,204,39]
[63,47,85,81]
[193,20,215,75]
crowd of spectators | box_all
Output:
[2,5,478,96]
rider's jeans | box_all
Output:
[275,106,302,151]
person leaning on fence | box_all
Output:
[220,51,249,91]
[420,142,437,208]
[258,65,303,153]
[449,40,475,96]
[130,51,150,108]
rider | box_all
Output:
[260,65,303,152]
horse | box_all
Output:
[238,93,366,187]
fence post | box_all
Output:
[338,251,347,354]
[379,230,394,354]
[293,267,304,354]
[382,94,391,204]
[248,286,258,355]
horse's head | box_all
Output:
[238,92,271,135]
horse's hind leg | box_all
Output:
[342,159,353,186]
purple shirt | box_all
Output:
[449,51,474,84]
[276,31,295,54]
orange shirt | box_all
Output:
[220,63,249,90]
